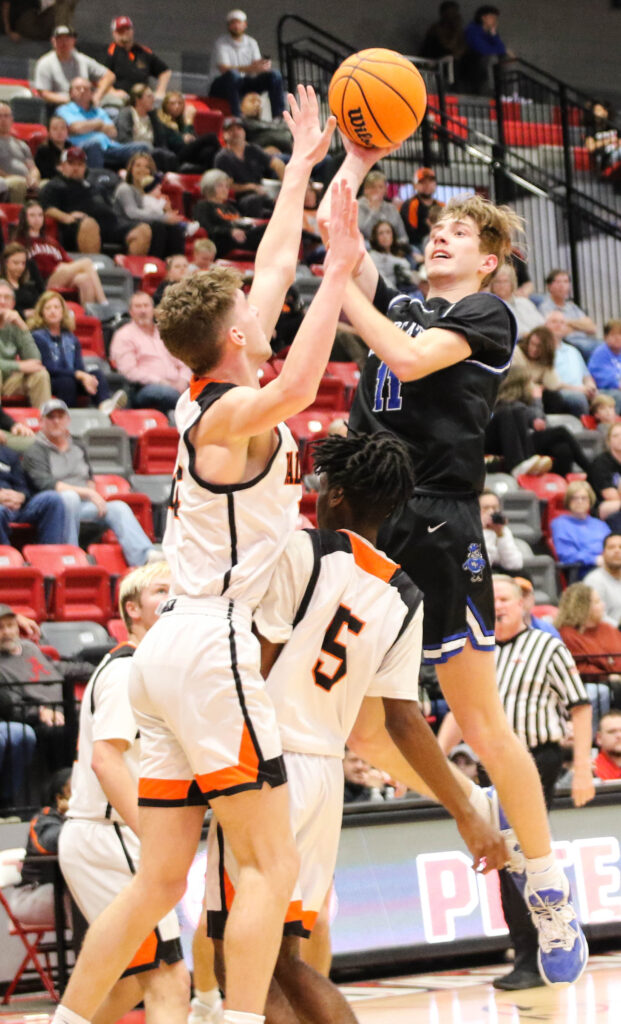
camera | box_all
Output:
[491,511,507,525]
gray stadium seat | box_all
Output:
[521,554,559,604]
[40,620,113,660]
[574,428,604,461]
[545,413,583,434]
[484,473,519,497]
[502,489,542,546]
[83,427,132,476]
[130,474,170,537]
[70,408,111,436]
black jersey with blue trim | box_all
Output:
[349,276,517,493]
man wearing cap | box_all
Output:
[214,115,284,217]
[448,742,480,782]
[34,26,113,110]
[208,9,286,120]
[23,399,159,568]
[0,280,51,409]
[97,16,171,106]
[56,78,150,169]
[40,146,151,255]
[399,167,445,250]
[1,0,78,43]
[0,102,40,203]
[0,433,67,544]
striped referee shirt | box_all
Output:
[496,627,590,749]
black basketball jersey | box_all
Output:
[349,277,517,494]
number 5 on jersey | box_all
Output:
[313,604,366,691]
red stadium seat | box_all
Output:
[308,375,347,412]
[110,409,168,437]
[326,362,360,408]
[23,544,111,624]
[11,123,47,156]
[258,361,278,386]
[141,269,167,296]
[114,255,166,281]
[107,617,129,644]
[6,407,41,431]
[92,478,155,541]
[516,473,568,534]
[87,543,129,577]
[72,313,105,359]
[92,474,131,498]
[286,410,346,474]
[133,427,179,474]
[0,546,46,620]
[300,490,318,527]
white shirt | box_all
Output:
[210,32,262,85]
[483,523,523,571]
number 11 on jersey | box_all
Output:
[373,361,403,412]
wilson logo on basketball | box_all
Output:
[347,108,373,147]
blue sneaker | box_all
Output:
[525,877,589,987]
[484,785,526,895]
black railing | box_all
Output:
[277,16,621,326]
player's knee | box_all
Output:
[143,959,190,1008]
[461,718,513,763]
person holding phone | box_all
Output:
[479,489,523,571]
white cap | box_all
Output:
[227,9,247,21]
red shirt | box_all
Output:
[23,236,70,281]
[593,750,621,780]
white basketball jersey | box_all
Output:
[254,529,424,758]
[164,379,301,610]
[67,644,139,824]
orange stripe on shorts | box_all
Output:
[127,930,158,970]
[285,899,318,932]
[195,722,260,794]
[138,778,192,800]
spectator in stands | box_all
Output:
[460,4,513,96]
[187,237,216,273]
[109,291,190,413]
[0,403,36,453]
[98,15,171,105]
[29,291,126,413]
[14,200,107,307]
[358,170,409,246]
[589,422,621,530]
[214,115,284,217]
[7,767,72,921]
[194,167,265,258]
[479,488,523,571]
[540,269,600,361]
[512,326,568,413]
[151,253,190,306]
[593,710,621,780]
[547,309,597,417]
[56,78,150,170]
[514,576,560,637]
[399,167,443,253]
[551,481,610,576]
[369,220,421,294]
[156,91,221,172]
[1,0,77,42]
[33,25,115,110]
[240,91,292,154]
[23,398,160,566]
[591,394,619,435]
[0,280,51,408]
[0,243,43,319]
[447,741,480,783]
[587,320,621,412]
[0,702,35,814]
[0,102,40,203]
[343,749,381,804]
[0,430,68,544]
[208,9,286,119]
[40,146,151,255]
[584,100,621,177]
[421,2,467,67]
[116,84,178,172]
[584,533,621,627]
[114,152,185,260]
[34,115,71,182]
[556,583,621,696]
[490,264,544,339]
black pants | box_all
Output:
[498,741,565,971]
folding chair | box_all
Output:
[0,848,58,1003]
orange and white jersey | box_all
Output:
[254,529,424,759]
[164,378,301,610]
[67,643,138,824]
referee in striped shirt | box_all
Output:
[492,574,595,989]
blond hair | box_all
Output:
[564,479,595,509]
[28,290,73,332]
[156,266,242,374]
[437,194,523,288]
[555,582,593,631]
[119,561,170,631]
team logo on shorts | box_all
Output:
[462,543,486,582]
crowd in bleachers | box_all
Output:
[0,9,621,820]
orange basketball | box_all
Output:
[328,48,427,149]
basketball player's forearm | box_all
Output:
[570,704,594,770]
[91,742,140,834]
[317,152,373,241]
[254,155,316,277]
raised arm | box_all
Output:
[248,85,335,338]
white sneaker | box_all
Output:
[99,389,127,415]
[188,995,223,1024]
[511,455,553,478]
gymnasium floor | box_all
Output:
[3,953,621,1024]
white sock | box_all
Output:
[223,1012,265,1024]
[467,781,493,824]
[52,1008,90,1024]
[195,987,221,1009]
[525,854,565,892]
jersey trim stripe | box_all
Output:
[292,529,342,628]
[344,530,399,583]
[221,493,237,594]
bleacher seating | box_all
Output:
[133,427,179,474]
[39,620,114,661]
[0,546,46,621]
[23,545,112,624]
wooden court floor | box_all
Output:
[2,954,621,1023]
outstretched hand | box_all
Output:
[457,809,509,874]
[283,85,336,166]
[324,179,361,275]
[339,128,401,170]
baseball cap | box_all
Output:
[111,15,133,32]
[53,25,76,37]
[41,398,69,417]
[448,742,479,764]
[416,167,436,181]
[222,115,243,130]
[227,9,247,21]
[514,576,534,594]
[60,146,87,164]
[0,604,16,619]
